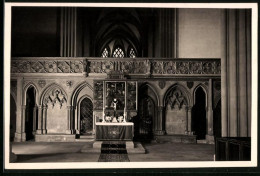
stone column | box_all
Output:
[66,105,73,134]
[70,106,75,134]
[206,79,214,143]
[60,7,77,57]
[154,9,176,58]
[222,10,251,137]
[221,10,228,137]
[36,106,42,134]
[186,106,192,133]
[42,105,47,134]
[21,105,26,141]
[154,106,165,135]
[14,78,23,142]
[32,105,37,135]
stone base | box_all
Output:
[155,134,197,144]
[206,135,215,144]
[35,134,76,142]
[14,132,26,142]
[154,130,166,135]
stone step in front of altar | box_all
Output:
[75,135,95,142]
[80,141,145,154]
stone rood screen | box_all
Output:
[11,57,221,77]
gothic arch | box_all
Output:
[40,83,68,106]
[70,81,93,106]
[76,95,94,134]
[139,83,159,106]
[193,84,208,106]
[23,82,39,105]
[163,84,191,107]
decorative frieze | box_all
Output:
[43,88,67,108]
[11,58,221,77]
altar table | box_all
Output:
[95,122,134,141]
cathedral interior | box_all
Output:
[9,6,252,162]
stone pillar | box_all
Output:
[32,106,37,135]
[21,105,26,141]
[222,10,251,137]
[60,7,77,57]
[66,106,74,134]
[154,106,165,135]
[221,10,228,137]
[14,78,23,142]
[42,105,47,134]
[36,106,42,134]
[70,106,75,134]
[206,79,214,143]
[154,9,176,58]
[186,106,192,133]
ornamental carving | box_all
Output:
[158,81,166,89]
[166,87,188,110]
[11,59,84,73]
[43,88,67,108]
[11,58,221,76]
[187,82,194,89]
[38,80,46,88]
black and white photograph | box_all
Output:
[3,2,258,170]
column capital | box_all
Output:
[157,106,165,111]
[67,105,74,110]
[185,106,192,111]
[21,105,26,109]
[42,105,48,109]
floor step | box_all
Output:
[197,140,207,144]
[80,135,95,139]
[75,138,95,142]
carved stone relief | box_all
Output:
[187,82,194,89]
[11,58,221,77]
[38,80,46,88]
[158,81,166,89]
[43,88,67,108]
[166,87,188,110]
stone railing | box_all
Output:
[11,57,221,77]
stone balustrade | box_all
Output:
[11,57,221,77]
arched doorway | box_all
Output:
[25,86,36,141]
[138,95,155,140]
[192,87,207,140]
[10,95,16,142]
[80,97,93,135]
[213,100,221,138]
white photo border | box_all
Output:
[4,2,258,169]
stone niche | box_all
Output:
[166,105,187,134]
[165,86,188,135]
[43,87,68,134]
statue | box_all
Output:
[112,98,118,111]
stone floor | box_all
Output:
[11,141,215,163]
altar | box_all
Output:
[93,80,138,142]
[95,122,134,141]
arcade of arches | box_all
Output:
[10,7,251,145]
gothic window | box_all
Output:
[112,47,125,58]
[101,48,109,58]
[129,48,136,58]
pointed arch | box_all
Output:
[70,81,93,106]
[193,83,208,106]
[23,82,39,105]
[39,83,68,106]
[139,82,159,106]
[163,83,191,107]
